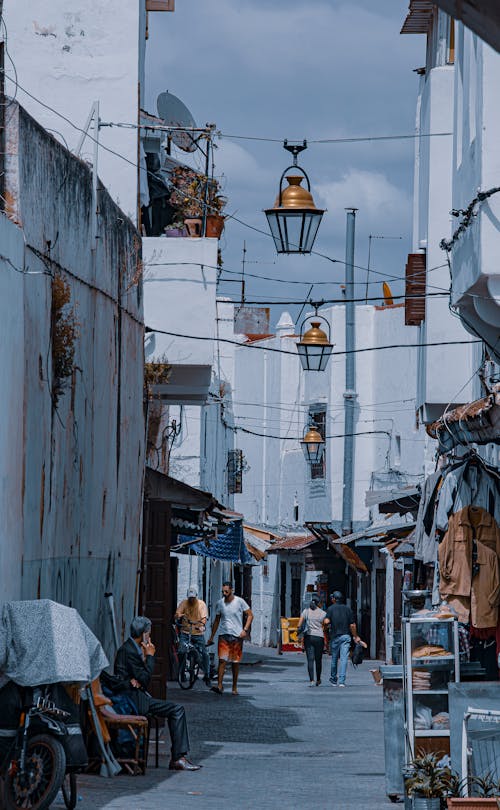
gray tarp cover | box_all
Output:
[0,600,108,686]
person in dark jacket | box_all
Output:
[323,591,361,687]
[114,616,200,771]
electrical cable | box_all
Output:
[218,132,453,145]
[0,72,455,292]
[145,324,480,357]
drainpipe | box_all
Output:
[342,209,358,536]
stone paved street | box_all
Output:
[63,647,392,810]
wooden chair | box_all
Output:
[99,704,149,775]
[87,680,150,776]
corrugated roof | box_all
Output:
[268,534,317,551]
[401,0,434,34]
[426,384,500,452]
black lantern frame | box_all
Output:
[297,312,333,372]
[300,424,325,465]
[265,141,325,255]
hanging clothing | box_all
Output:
[436,460,500,532]
[438,506,500,628]
[413,471,443,564]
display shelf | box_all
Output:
[403,615,459,763]
[412,689,448,695]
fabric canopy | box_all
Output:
[183,520,253,564]
[0,599,108,687]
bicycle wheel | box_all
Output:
[187,650,199,689]
[61,773,77,810]
[178,652,191,690]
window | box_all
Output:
[394,434,401,468]
[228,449,243,495]
[146,0,175,10]
[405,253,426,326]
[308,406,326,480]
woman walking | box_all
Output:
[298,594,326,686]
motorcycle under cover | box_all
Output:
[0,600,108,687]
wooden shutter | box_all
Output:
[405,253,426,326]
[146,0,175,11]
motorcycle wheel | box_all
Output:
[61,773,77,810]
[3,734,67,810]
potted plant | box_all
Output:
[168,166,226,238]
[406,753,451,810]
[446,773,500,808]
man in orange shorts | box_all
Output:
[207,581,253,695]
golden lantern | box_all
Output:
[300,424,325,465]
[297,313,333,372]
[265,140,325,254]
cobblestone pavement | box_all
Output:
[58,647,393,810]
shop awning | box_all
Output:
[268,533,318,552]
[327,517,416,548]
[184,520,253,565]
[426,384,500,453]
[365,485,421,516]
[305,524,368,574]
[243,526,274,561]
[144,467,222,511]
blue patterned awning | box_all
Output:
[179,520,252,564]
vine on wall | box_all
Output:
[51,273,77,406]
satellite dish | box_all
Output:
[382,282,394,306]
[157,91,198,153]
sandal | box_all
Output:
[211,686,223,695]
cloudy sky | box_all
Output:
[145,0,424,325]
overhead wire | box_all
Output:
[146,325,480,357]
[0,71,456,295]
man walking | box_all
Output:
[323,591,361,687]
[175,586,211,687]
[207,581,253,696]
[114,616,201,770]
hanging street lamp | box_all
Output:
[297,309,333,372]
[300,424,325,465]
[265,140,325,255]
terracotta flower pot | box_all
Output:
[205,214,225,238]
[184,217,202,237]
[446,799,498,808]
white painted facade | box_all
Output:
[449,25,500,360]
[231,303,424,645]
[142,240,238,625]
[408,10,478,428]
[3,0,147,222]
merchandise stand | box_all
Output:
[403,615,460,761]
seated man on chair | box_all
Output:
[114,615,201,771]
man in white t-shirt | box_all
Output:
[207,581,253,695]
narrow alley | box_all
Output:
[71,649,388,810]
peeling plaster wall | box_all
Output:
[2,104,145,658]
[3,0,145,222]
[0,216,25,601]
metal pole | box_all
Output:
[342,208,358,536]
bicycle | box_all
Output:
[174,620,205,690]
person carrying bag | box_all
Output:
[298,594,326,687]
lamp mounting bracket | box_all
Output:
[283,139,307,166]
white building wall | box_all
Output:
[411,30,476,422]
[450,26,500,357]
[3,0,146,222]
